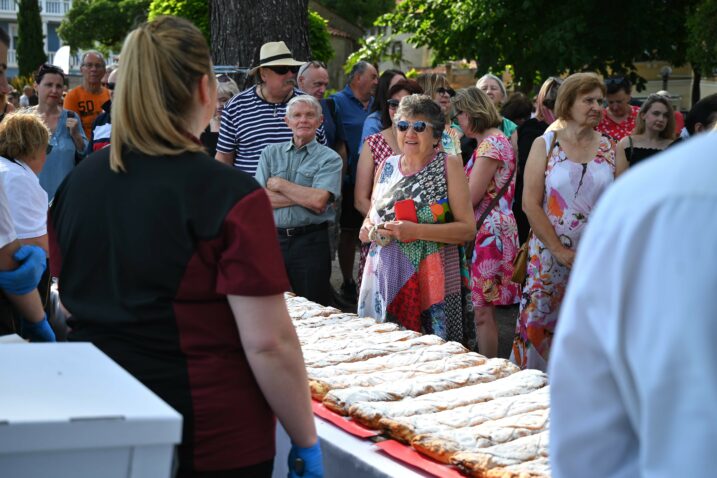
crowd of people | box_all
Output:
[0,13,716,478]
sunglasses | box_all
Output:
[107,82,115,91]
[298,61,327,78]
[266,65,300,75]
[216,74,232,83]
[605,76,627,87]
[436,87,455,97]
[387,99,400,108]
[396,120,432,133]
[46,144,53,155]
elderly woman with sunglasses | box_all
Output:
[201,74,239,158]
[358,94,477,350]
[354,79,423,291]
[32,64,87,201]
[416,73,462,156]
[453,87,521,358]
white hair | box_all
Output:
[476,73,507,101]
[286,94,322,117]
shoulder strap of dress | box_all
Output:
[544,130,559,159]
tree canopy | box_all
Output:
[316,0,394,29]
[148,0,210,44]
[57,0,149,52]
[379,0,690,91]
[308,10,334,63]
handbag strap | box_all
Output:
[475,154,517,230]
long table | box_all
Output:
[273,416,431,478]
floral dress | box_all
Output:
[358,152,476,351]
[511,131,616,371]
[357,132,396,292]
[465,135,521,308]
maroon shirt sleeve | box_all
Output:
[47,210,62,278]
[216,188,290,296]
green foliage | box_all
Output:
[379,0,689,91]
[16,0,46,77]
[57,0,150,52]
[308,10,334,63]
[344,33,405,74]
[10,75,35,92]
[316,0,394,29]
[687,0,717,74]
[148,0,210,44]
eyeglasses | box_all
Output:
[396,120,432,133]
[387,99,400,109]
[46,144,53,155]
[266,65,300,75]
[298,61,327,78]
[451,110,463,122]
[436,87,455,97]
[82,63,105,69]
[37,64,64,77]
[107,82,115,91]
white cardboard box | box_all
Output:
[0,343,183,478]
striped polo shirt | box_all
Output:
[216,87,326,175]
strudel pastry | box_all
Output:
[450,431,549,476]
[379,386,549,443]
[302,334,445,368]
[292,313,361,329]
[410,409,549,463]
[309,352,487,400]
[349,369,548,429]
[305,341,470,379]
[482,457,550,478]
[323,359,519,415]
[298,324,409,346]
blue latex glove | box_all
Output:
[288,441,323,478]
[0,245,47,295]
[21,314,56,342]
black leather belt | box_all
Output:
[277,222,328,237]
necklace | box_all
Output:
[258,85,293,117]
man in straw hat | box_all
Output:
[216,41,326,175]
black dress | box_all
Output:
[625,137,665,167]
[514,118,548,244]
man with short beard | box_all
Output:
[216,42,326,175]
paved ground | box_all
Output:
[329,255,519,360]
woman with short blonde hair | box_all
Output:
[50,16,322,477]
[453,87,521,357]
[416,73,462,155]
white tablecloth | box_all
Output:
[273,415,432,478]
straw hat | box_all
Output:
[249,41,305,75]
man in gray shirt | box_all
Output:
[255,95,342,305]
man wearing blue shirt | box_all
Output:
[256,95,342,306]
[330,61,377,303]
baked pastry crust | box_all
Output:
[301,329,419,352]
[323,359,519,415]
[449,431,549,476]
[306,341,470,380]
[302,334,445,368]
[483,458,551,478]
[410,409,549,463]
[379,387,550,443]
[349,369,548,429]
[309,352,487,400]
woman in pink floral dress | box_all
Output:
[453,87,521,357]
[512,73,628,371]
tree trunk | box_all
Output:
[691,66,701,107]
[210,0,310,88]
